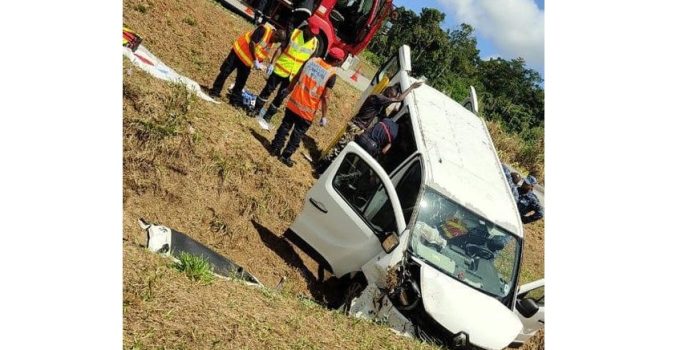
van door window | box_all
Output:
[333,153,397,235]
[370,55,400,95]
[394,160,422,224]
[379,110,417,174]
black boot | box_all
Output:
[262,104,279,122]
[249,96,267,117]
[228,92,242,108]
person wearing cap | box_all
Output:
[207,25,286,107]
[251,21,320,131]
[269,48,345,167]
[526,171,539,186]
[517,178,543,224]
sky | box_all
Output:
[392,0,545,78]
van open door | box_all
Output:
[511,279,545,346]
[461,85,479,115]
[289,143,407,278]
[358,45,412,108]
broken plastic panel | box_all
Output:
[139,218,261,285]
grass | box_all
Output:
[123,243,441,350]
[183,17,198,27]
[123,0,543,348]
[173,252,216,284]
[487,120,544,182]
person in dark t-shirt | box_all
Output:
[314,81,422,174]
[355,118,399,158]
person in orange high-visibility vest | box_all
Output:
[208,25,286,106]
[269,47,345,167]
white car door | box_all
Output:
[289,142,407,277]
[461,85,479,115]
[358,45,412,108]
[513,279,545,345]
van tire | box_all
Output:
[341,273,367,314]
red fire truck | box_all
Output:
[230,0,395,59]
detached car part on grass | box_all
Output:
[139,218,261,286]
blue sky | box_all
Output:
[392,0,544,77]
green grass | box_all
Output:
[173,252,215,284]
[182,17,197,26]
[133,4,149,14]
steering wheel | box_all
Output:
[330,9,345,23]
[465,244,495,260]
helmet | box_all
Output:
[306,21,320,35]
[328,47,345,60]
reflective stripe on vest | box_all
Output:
[379,121,392,144]
[287,58,336,121]
[273,29,318,78]
[233,26,274,68]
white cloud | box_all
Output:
[437,0,544,70]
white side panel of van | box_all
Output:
[289,143,406,277]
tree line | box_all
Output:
[365,7,544,146]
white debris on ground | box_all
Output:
[123,45,219,103]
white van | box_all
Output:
[287,46,543,349]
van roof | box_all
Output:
[408,83,523,237]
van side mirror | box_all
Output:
[381,232,400,253]
[516,298,540,318]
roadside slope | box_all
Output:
[123,0,544,348]
[124,243,439,349]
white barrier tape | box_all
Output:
[123,45,219,103]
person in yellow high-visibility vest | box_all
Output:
[208,24,286,106]
[268,47,346,167]
[251,21,320,131]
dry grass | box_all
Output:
[487,120,544,182]
[124,243,439,350]
[518,329,544,350]
[123,0,544,348]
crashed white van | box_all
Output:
[288,45,543,349]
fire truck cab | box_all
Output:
[234,0,394,58]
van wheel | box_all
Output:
[341,273,367,314]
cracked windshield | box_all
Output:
[410,188,520,298]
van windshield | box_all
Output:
[408,187,521,298]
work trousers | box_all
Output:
[272,109,312,158]
[211,49,251,98]
[355,133,380,158]
[257,72,291,110]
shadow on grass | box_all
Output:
[249,128,271,151]
[301,134,322,162]
[250,220,347,308]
